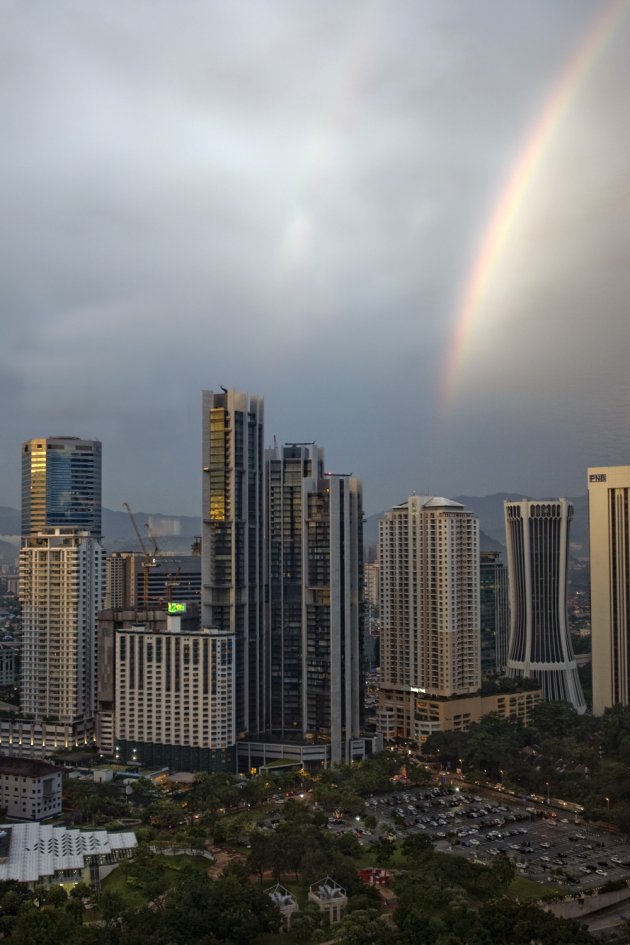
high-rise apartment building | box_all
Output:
[20,528,104,723]
[112,612,234,770]
[588,466,630,715]
[264,443,363,763]
[201,389,264,737]
[21,437,102,539]
[378,496,481,740]
[19,436,104,743]
[104,552,137,610]
[480,551,509,674]
[505,499,585,713]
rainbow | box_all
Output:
[441,0,628,408]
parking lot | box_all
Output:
[354,784,630,892]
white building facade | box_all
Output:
[19,528,104,724]
[0,758,62,820]
[114,616,235,770]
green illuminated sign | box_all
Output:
[167,602,187,614]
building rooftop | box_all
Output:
[0,757,61,779]
[0,822,137,884]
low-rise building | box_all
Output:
[0,821,137,887]
[0,756,62,820]
[411,688,542,741]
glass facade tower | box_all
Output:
[264,443,363,762]
[480,551,509,673]
[201,390,264,738]
[22,437,102,540]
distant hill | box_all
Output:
[0,507,202,560]
[364,493,589,562]
[0,492,589,563]
[102,508,201,553]
[0,506,20,535]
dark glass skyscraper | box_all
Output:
[265,442,363,763]
[201,390,264,738]
[480,551,509,674]
[21,437,102,539]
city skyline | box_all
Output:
[2,2,629,517]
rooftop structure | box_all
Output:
[308,876,347,924]
[0,822,136,886]
[266,883,299,929]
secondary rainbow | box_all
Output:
[441,0,628,408]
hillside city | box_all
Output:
[0,393,627,945]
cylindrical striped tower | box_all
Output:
[504,499,585,713]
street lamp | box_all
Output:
[605,796,610,810]
[545,781,550,805]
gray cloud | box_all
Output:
[0,0,625,516]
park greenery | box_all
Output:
[424,700,630,832]
[10,705,630,943]
[0,813,596,945]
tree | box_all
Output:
[247,830,274,882]
[332,909,397,945]
[4,902,81,945]
[401,833,432,862]
[337,831,361,857]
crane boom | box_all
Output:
[123,502,156,607]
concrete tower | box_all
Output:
[19,437,104,731]
[505,499,585,713]
[378,496,481,740]
[588,467,630,715]
[20,528,104,723]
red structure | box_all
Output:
[358,867,390,887]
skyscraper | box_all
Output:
[480,551,509,674]
[378,496,481,740]
[505,499,585,713]
[22,437,102,539]
[20,527,104,723]
[264,443,363,763]
[588,466,630,715]
[201,389,264,737]
[19,436,104,736]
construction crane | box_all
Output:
[145,519,181,606]
[122,502,157,608]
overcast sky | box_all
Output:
[1,1,629,517]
